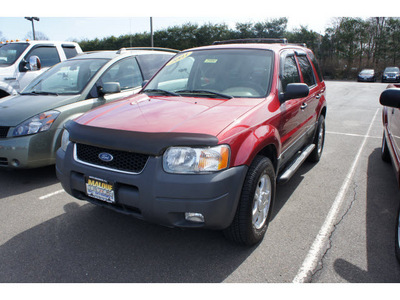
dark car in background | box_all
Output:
[382,67,400,83]
[380,84,400,262]
[358,69,376,82]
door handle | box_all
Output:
[316,93,321,99]
[301,103,308,110]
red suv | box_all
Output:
[380,84,400,261]
[56,39,327,245]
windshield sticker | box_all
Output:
[204,58,218,64]
[167,51,192,66]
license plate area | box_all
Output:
[85,176,115,203]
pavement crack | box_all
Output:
[310,181,359,282]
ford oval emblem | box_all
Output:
[98,152,114,162]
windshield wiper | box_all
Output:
[21,91,59,96]
[142,89,180,96]
[175,89,233,99]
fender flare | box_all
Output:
[227,124,281,168]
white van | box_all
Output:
[0,40,82,98]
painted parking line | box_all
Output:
[39,189,65,200]
[326,131,380,139]
[293,108,380,283]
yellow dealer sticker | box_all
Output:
[86,176,115,203]
[204,58,218,63]
[167,51,192,66]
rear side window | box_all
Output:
[297,56,316,87]
[136,53,175,80]
[26,46,60,68]
[62,45,78,59]
[307,51,323,82]
[281,55,301,91]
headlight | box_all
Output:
[163,145,230,174]
[13,110,60,137]
[60,129,70,152]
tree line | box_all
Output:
[78,17,400,80]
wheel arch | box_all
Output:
[228,124,281,173]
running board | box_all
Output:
[277,144,315,184]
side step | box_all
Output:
[277,144,315,184]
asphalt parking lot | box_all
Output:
[0,80,399,284]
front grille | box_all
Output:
[0,157,8,166]
[0,127,9,138]
[75,143,149,173]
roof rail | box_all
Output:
[212,38,288,45]
[290,43,307,47]
[117,47,180,54]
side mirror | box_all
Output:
[141,80,149,88]
[380,88,400,108]
[98,82,121,97]
[29,56,41,71]
[280,83,309,102]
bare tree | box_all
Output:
[24,31,49,41]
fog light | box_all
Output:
[11,159,20,167]
[185,212,205,223]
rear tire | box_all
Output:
[308,115,325,162]
[381,132,391,163]
[223,156,275,246]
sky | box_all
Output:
[1,0,400,42]
[0,16,334,42]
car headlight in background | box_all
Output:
[163,145,230,174]
[60,129,70,152]
[12,110,60,137]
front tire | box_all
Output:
[223,156,276,246]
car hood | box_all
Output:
[75,94,261,137]
[0,94,80,126]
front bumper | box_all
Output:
[382,77,400,83]
[56,143,248,230]
[0,128,62,168]
[358,76,375,82]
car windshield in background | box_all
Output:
[385,67,400,73]
[143,49,273,98]
[360,70,374,75]
[0,43,29,66]
[21,58,108,95]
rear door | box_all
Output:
[295,51,320,134]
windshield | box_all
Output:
[143,49,273,98]
[22,58,108,95]
[385,67,399,73]
[0,43,29,66]
[360,69,374,75]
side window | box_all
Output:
[307,51,323,82]
[26,46,60,68]
[281,55,300,91]
[62,45,78,59]
[297,56,316,87]
[136,54,174,80]
[98,57,143,91]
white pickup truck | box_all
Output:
[0,40,82,98]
